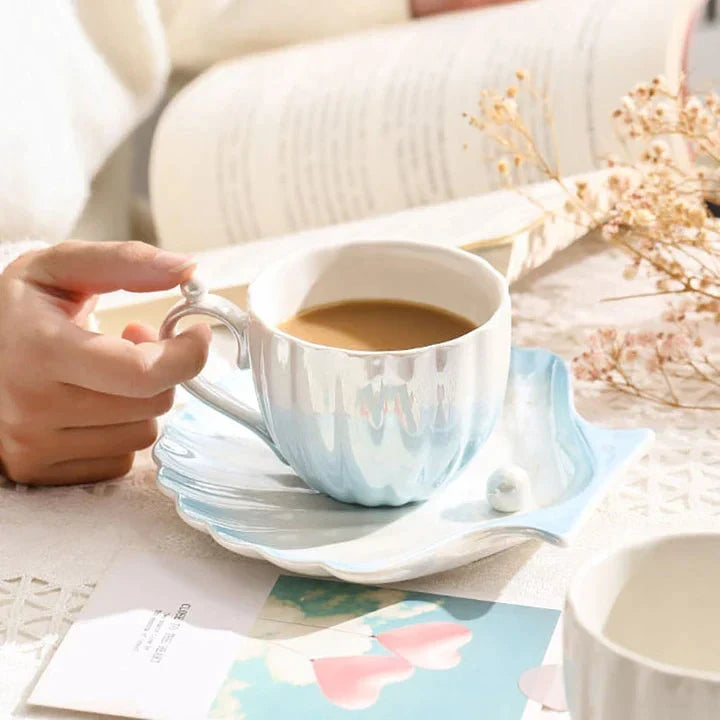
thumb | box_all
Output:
[24,240,196,294]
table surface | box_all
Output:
[2,235,718,719]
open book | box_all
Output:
[99,0,703,332]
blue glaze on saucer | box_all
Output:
[153,347,653,583]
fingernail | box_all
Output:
[154,250,197,273]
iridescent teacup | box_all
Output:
[160,240,510,506]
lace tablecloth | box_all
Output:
[2,235,718,718]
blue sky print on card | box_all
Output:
[210,575,559,719]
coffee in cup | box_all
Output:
[277,299,477,351]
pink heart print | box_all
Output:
[312,655,414,710]
[517,664,567,711]
[376,621,473,670]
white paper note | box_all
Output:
[29,550,279,720]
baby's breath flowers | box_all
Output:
[468,72,720,409]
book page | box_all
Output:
[151,0,698,252]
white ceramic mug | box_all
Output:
[564,532,720,720]
[160,240,511,506]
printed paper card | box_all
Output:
[28,550,279,720]
[30,550,561,719]
[210,575,561,719]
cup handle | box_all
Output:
[159,279,286,463]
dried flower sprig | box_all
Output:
[468,72,720,409]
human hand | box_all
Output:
[0,241,211,485]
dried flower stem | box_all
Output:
[468,72,720,409]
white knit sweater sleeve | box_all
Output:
[0,0,169,257]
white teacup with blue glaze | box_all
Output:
[160,240,511,506]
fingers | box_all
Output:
[1,420,156,483]
[0,240,206,487]
[58,386,175,427]
[50,420,159,463]
[3,378,175,429]
[122,323,159,344]
[23,240,196,294]
[57,322,211,397]
[14,455,136,486]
